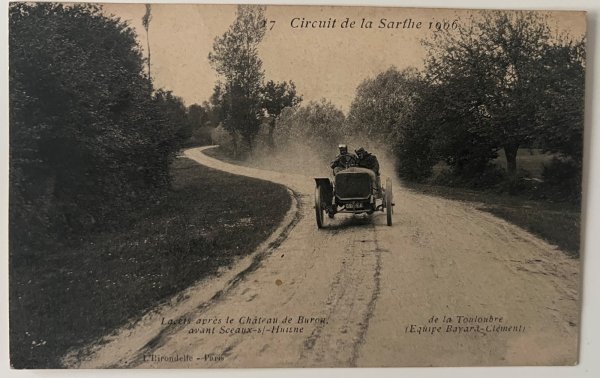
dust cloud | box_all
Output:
[242,136,403,189]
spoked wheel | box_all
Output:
[385,178,393,226]
[315,185,324,229]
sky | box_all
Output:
[102,4,586,112]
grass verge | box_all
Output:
[405,182,581,257]
[9,157,291,368]
[203,146,252,166]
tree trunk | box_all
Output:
[268,117,276,149]
[245,131,253,154]
[504,143,519,176]
[231,133,238,159]
[143,4,152,78]
[146,31,151,78]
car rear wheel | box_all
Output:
[385,178,393,226]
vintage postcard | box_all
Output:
[8,2,586,369]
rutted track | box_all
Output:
[67,146,580,368]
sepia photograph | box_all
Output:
[6,1,592,371]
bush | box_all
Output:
[9,3,187,242]
[185,126,214,147]
[274,99,346,161]
[432,164,505,189]
[540,157,582,202]
[209,125,251,158]
[394,124,437,181]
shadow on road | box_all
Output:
[319,214,376,232]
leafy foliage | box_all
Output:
[348,67,437,180]
[534,40,585,166]
[348,67,422,143]
[345,11,584,195]
[262,80,302,147]
[274,99,346,160]
[142,4,152,77]
[424,11,584,177]
[9,3,188,241]
[208,5,267,152]
[541,157,582,202]
[184,102,220,146]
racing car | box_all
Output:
[314,156,393,228]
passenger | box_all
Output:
[355,147,381,194]
[355,147,380,175]
[330,144,357,174]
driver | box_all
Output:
[330,144,357,174]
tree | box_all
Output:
[275,99,346,154]
[186,103,215,146]
[534,38,585,165]
[9,3,186,236]
[208,5,266,155]
[348,67,436,180]
[534,38,585,200]
[424,11,562,176]
[348,67,424,143]
[262,80,302,148]
[187,103,209,130]
[202,100,221,129]
[142,4,152,78]
[209,82,240,152]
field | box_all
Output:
[493,148,553,178]
[431,148,553,179]
[9,157,291,368]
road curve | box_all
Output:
[68,146,580,368]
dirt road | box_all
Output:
[67,146,580,368]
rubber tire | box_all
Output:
[385,178,393,226]
[315,185,324,229]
